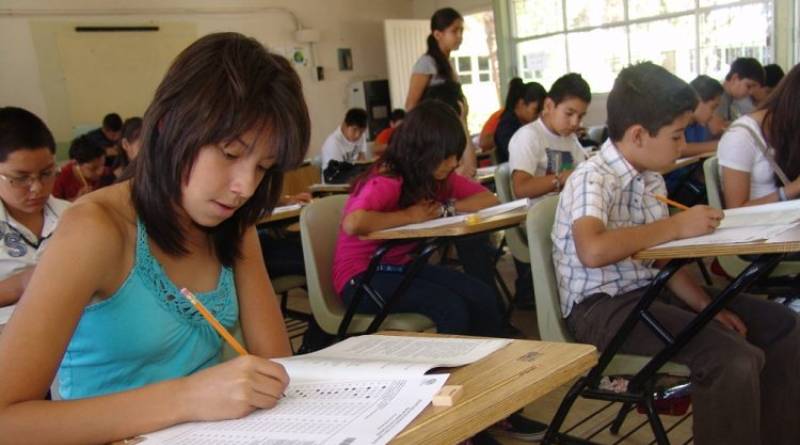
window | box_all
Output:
[509,0,774,92]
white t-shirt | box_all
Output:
[0,196,70,280]
[508,118,586,194]
[717,115,778,201]
[320,125,367,172]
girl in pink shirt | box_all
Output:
[333,100,503,336]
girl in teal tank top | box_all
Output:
[0,32,311,444]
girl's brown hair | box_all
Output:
[761,64,800,186]
[133,32,310,267]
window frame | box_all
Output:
[506,0,776,90]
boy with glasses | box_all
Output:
[0,107,69,307]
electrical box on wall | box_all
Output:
[347,80,391,141]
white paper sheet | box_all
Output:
[476,165,498,176]
[142,375,448,445]
[652,223,797,249]
[371,199,530,233]
[0,304,14,326]
[272,203,303,214]
[718,200,800,230]
[275,335,511,382]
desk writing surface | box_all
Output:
[257,204,303,224]
[386,332,597,444]
[364,209,527,240]
[635,225,800,260]
[309,183,351,194]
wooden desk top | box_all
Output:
[635,226,800,260]
[388,333,597,444]
[659,152,713,175]
[364,209,527,240]
[257,205,303,224]
[309,183,351,194]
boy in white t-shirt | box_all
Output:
[320,107,368,173]
[508,73,591,199]
[0,107,70,308]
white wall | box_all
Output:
[0,0,415,156]
[412,0,493,18]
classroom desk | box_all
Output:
[257,204,303,224]
[476,165,498,185]
[658,152,713,175]
[365,208,527,240]
[309,182,351,196]
[390,333,597,444]
[544,226,800,445]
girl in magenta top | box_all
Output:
[332,100,503,336]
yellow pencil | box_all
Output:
[180,288,248,356]
[653,194,690,211]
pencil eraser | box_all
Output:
[465,214,481,225]
[432,385,463,406]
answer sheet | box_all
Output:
[142,375,448,445]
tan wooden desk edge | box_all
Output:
[257,207,302,224]
[635,239,800,260]
[364,210,527,240]
[384,332,598,444]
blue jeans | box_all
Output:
[341,264,503,336]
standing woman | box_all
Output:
[405,7,463,111]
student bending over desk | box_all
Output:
[333,100,504,337]
[553,62,800,445]
[0,32,309,444]
[0,107,69,307]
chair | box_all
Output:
[526,196,689,441]
[495,163,530,264]
[704,156,800,279]
[299,195,435,337]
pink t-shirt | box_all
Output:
[332,173,488,294]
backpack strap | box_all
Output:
[728,121,790,186]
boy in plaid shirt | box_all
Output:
[552,62,800,445]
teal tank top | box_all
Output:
[57,220,238,400]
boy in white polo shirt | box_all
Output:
[553,62,800,445]
[0,107,69,308]
[508,73,591,200]
[320,108,368,181]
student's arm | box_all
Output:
[512,170,571,199]
[235,226,292,358]
[664,267,746,336]
[0,205,288,444]
[707,114,728,137]
[342,201,442,236]
[681,141,717,157]
[405,73,431,111]
[572,205,723,269]
[478,130,495,151]
[721,167,800,208]
[0,268,33,306]
[454,191,499,213]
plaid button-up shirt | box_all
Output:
[552,140,668,317]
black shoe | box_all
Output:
[471,430,502,445]
[488,412,548,442]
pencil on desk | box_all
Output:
[653,194,690,211]
[180,288,248,356]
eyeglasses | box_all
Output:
[0,169,57,189]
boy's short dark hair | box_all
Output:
[134,32,310,267]
[102,113,123,132]
[763,64,785,88]
[607,62,698,142]
[548,73,592,105]
[690,75,724,102]
[69,135,105,164]
[344,108,368,128]
[0,106,56,162]
[390,109,405,122]
[725,57,765,84]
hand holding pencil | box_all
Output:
[655,195,724,239]
[178,288,289,419]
